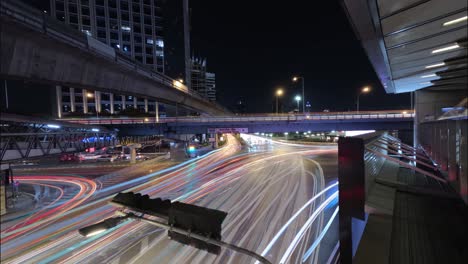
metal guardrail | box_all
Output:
[59,110,415,125]
[0,0,228,112]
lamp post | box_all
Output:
[356,86,371,113]
[292,76,305,113]
[275,88,283,114]
[294,95,301,112]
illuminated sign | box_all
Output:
[207,128,248,134]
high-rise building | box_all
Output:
[191,57,206,97]
[49,0,165,72]
[205,72,216,102]
[190,57,216,102]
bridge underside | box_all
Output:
[114,119,414,136]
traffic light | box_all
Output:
[110,192,171,219]
[168,202,227,254]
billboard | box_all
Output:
[207,128,248,134]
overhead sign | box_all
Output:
[207,128,248,134]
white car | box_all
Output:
[97,154,118,162]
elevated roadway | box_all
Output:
[0,0,228,116]
[61,110,415,134]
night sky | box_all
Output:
[187,0,410,113]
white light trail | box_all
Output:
[279,191,339,264]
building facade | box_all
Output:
[49,0,165,72]
[190,57,216,102]
[205,72,216,102]
[47,0,166,117]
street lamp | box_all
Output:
[292,76,305,113]
[86,92,94,98]
[356,86,371,113]
[275,88,284,114]
[294,95,301,112]
[78,215,128,237]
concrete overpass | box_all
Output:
[0,0,228,116]
[61,110,414,135]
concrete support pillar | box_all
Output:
[130,147,136,164]
[95,91,101,113]
[133,96,137,109]
[55,85,62,118]
[144,98,148,113]
[155,101,159,123]
[109,93,114,114]
[69,87,76,112]
[82,89,89,114]
[121,95,126,110]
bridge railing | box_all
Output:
[59,110,414,125]
[0,0,228,111]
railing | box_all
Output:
[0,0,227,111]
[59,110,415,125]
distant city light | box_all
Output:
[87,93,94,98]
[47,124,60,129]
[443,16,467,26]
[121,26,131,31]
[296,131,299,134]
[425,62,445,69]
[284,132,289,135]
[92,128,100,132]
[431,44,459,54]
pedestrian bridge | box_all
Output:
[61,110,415,135]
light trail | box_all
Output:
[255,181,338,264]
[279,191,339,264]
[302,206,339,262]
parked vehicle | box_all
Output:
[136,154,149,161]
[97,154,118,162]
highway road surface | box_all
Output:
[1,134,339,264]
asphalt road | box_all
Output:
[0,134,339,264]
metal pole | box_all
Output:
[183,0,191,90]
[276,96,278,114]
[302,77,305,113]
[4,80,8,110]
[356,93,360,113]
[129,214,272,264]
